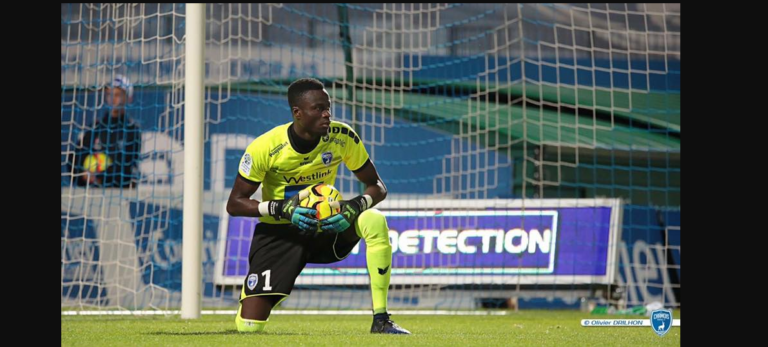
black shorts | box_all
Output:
[242,223,359,297]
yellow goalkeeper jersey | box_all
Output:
[237,120,369,224]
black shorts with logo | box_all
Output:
[242,222,359,297]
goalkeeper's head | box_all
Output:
[287,78,332,138]
[105,74,133,117]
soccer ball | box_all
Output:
[299,183,343,229]
[83,153,112,173]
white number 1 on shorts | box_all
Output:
[261,269,272,291]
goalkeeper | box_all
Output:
[226,78,410,334]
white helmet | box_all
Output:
[111,74,134,100]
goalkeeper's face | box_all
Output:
[295,89,332,138]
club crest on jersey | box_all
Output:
[322,152,333,166]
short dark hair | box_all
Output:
[287,78,325,108]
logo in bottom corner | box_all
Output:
[651,309,672,337]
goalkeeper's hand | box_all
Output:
[262,190,318,232]
[320,195,371,233]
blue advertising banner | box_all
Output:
[215,199,622,285]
